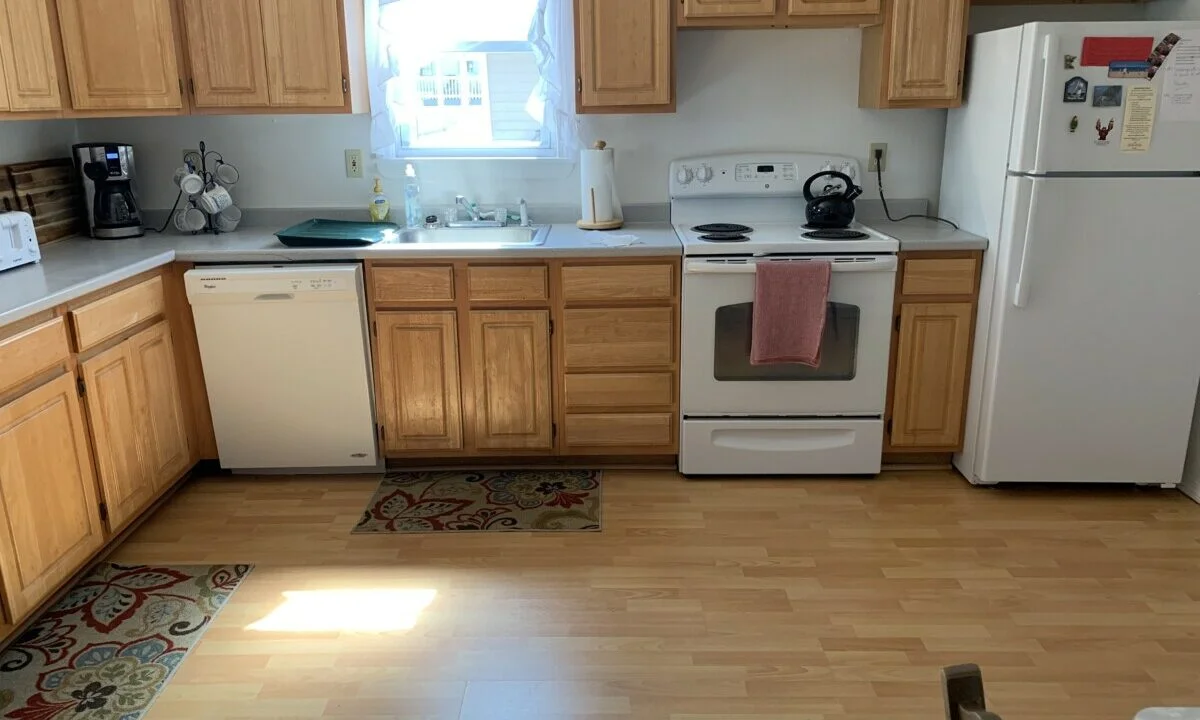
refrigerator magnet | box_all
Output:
[1064,76,1088,102]
[1070,115,1079,133]
[1093,85,1123,107]
[1109,61,1151,79]
[1064,54,1077,69]
[1095,118,1116,145]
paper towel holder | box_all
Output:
[577,140,625,231]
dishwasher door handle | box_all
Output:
[254,293,295,301]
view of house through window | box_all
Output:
[374,0,550,155]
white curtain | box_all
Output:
[366,0,579,159]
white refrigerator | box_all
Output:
[941,21,1200,487]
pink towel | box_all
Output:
[750,260,831,367]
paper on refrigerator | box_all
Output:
[1161,37,1200,122]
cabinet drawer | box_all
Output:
[564,373,674,410]
[72,276,165,351]
[467,266,548,302]
[0,318,70,395]
[561,264,675,302]
[901,258,978,296]
[373,266,455,303]
[565,413,675,448]
[563,308,675,369]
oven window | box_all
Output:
[714,302,859,381]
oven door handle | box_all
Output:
[684,257,898,274]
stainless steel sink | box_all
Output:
[382,225,549,247]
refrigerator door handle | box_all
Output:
[1012,183,1041,308]
[1031,34,1058,175]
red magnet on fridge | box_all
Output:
[1095,118,1115,145]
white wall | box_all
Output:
[78,29,949,211]
[969,3,1147,34]
[1146,0,1200,19]
[0,120,76,165]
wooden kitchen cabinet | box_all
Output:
[56,0,184,111]
[678,0,878,28]
[80,342,149,534]
[683,0,775,17]
[468,311,553,451]
[885,251,981,454]
[859,0,969,108]
[181,0,270,108]
[789,0,880,16]
[0,0,63,112]
[575,0,674,113]
[0,373,104,623]
[375,311,464,453]
[128,321,190,490]
[260,0,346,108]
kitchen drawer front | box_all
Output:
[373,266,455,304]
[901,258,978,296]
[564,372,675,410]
[72,276,165,352]
[0,318,71,395]
[564,412,676,450]
[562,308,675,369]
[561,264,675,302]
[467,265,548,302]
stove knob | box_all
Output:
[676,167,694,185]
[696,165,713,183]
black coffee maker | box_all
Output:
[73,143,144,239]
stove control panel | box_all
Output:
[669,152,861,199]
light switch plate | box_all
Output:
[345,149,364,179]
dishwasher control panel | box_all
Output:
[185,265,357,296]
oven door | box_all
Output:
[681,255,897,416]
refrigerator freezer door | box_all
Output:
[968,176,1200,485]
[1010,21,1200,174]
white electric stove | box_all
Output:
[673,152,899,476]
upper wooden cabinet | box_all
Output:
[56,0,183,111]
[0,373,104,623]
[181,0,270,108]
[678,0,879,27]
[859,0,969,108]
[789,0,880,16]
[468,311,553,451]
[683,0,775,17]
[575,0,673,113]
[260,0,346,107]
[0,0,63,112]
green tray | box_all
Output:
[275,219,401,247]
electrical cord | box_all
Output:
[145,189,184,234]
[874,150,959,230]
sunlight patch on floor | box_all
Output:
[247,588,437,633]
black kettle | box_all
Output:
[803,171,862,229]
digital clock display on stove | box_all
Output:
[756,165,774,173]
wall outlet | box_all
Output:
[868,143,888,173]
[345,149,364,179]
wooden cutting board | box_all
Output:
[5,158,86,244]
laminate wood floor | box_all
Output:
[111,469,1200,720]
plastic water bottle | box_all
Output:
[403,163,423,228]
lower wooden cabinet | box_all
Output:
[0,373,104,623]
[469,311,553,451]
[375,311,463,452]
[81,321,190,533]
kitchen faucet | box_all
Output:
[448,196,532,228]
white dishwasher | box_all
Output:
[185,264,379,471]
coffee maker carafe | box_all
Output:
[73,143,144,239]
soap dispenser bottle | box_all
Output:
[369,177,391,222]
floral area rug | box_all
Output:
[0,563,251,719]
[353,469,602,533]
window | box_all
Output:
[367,0,576,159]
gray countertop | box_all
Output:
[0,223,681,327]
[862,219,988,252]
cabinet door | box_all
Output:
[0,374,104,622]
[683,0,774,17]
[468,311,552,451]
[260,0,345,108]
[0,0,63,111]
[376,311,463,453]
[788,0,878,15]
[885,0,966,103]
[181,0,270,108]
[890,303,973,448]
[576,0,672,111]
[80,342,151,534]
[56,0,183,110]
[129,322,190,490]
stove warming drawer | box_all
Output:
[680,418,883,475]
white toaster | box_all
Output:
[0,212,40,272]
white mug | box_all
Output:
[214,161,240,186]
[173,166,205,195]
[214,205,242,232]
[197,185,233,214]
[173,206,207,233]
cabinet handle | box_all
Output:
[342,76,349,94]
[576,76,582,94]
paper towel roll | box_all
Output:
[578,140,624,230]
